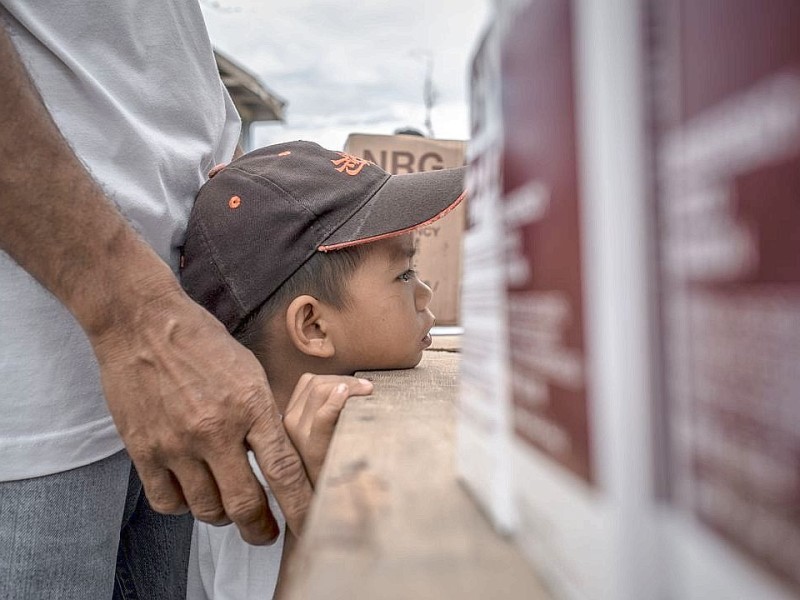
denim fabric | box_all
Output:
[0,450,193,600]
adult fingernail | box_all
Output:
[358,378,372,385]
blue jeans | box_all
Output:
[0,450,193,600]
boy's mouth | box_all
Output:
[422,332,433,348]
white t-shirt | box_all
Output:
[187,452,286,600]
[0,1,241,480]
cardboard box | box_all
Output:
[343,133,467,326]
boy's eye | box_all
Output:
[399,269,416,282]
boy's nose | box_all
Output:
[415,278,433,311]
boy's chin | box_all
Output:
[359,355,425,373]
[343,347,427,374]
[398,352,425,370]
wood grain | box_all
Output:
[281,350,551,600]
[428,334,462,352]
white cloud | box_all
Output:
[200,0,490,150]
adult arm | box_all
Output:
[0,25,307,544]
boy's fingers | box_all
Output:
[347,377,374,397]
[285,372,315,415]
[287,374,364,418]
[302,376,373,425]
[310,383,349,438]
[321,383,349,420]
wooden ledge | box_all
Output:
[282,345,550,600]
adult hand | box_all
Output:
[91,288,315,545]
[283,373,374,485]
[2,25,307,545]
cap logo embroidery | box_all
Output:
[331,153,372,176]
[228,195,241,209]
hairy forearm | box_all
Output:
[0,25,181,341]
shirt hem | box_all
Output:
[0,418,125,481]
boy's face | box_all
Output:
[332,234,435,372]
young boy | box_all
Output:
[179,140,465,599]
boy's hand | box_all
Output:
[283,373,374,485]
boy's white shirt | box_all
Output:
[187,451,286,600]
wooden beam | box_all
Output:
[281,349,552,600]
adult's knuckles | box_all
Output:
[231,381,270,405]
[259,449,308,490]
[225,493,267,525]
[234,384,281,425]
[192,504,229,525]
[148,491,187,515]
[183,413,232,440]
[187,486,225,515]
[126,437,174,467]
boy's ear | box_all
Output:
[284,295,335,358]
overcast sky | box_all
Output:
[199,0,490,151]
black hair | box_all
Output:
[234,244,366,360]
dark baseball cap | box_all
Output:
[180,140,465,334]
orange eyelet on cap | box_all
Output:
[228,195,241,209]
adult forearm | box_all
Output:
[0,26,180,340]
[0,23,317,546]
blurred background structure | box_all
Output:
[207,2,800,599]
[460,2,800,600]
[214,50,285,150]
